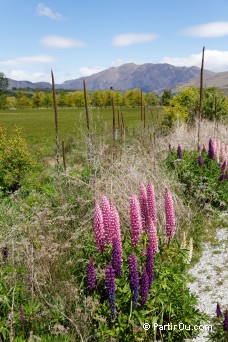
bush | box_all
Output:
[165,148,228,209]
[0,127,34,193]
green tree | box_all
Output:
[16,92,31,109]
[32,91,43,108]
[0,72,8,91]
[0,72,9,109]
[161,89,172,106]
[203,87,228,121]
[42,92,52,109]
[57,91,66,108]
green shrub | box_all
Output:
[0,127,34,193]
[165,148,228,209]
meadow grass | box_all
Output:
[0,107,152,157]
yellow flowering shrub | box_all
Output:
[0,126,34,192]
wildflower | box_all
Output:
[147,180,157,228]
[165,188,176,240]
[110,200,122,246]
[146,244,155,288]
[177,145,182,159]
[216,303,222,318]
[130,195,142,247]
[202,144,207,153]
[112,238,122,277]
[101,194,111,244]
[128,253,139,309]
[20,309,25,324]
[139,266,149,306]
[197,144,201,151]
[147,217,158,253]
[105,265,116,320]
[139,183,148,231]
[198,154,204,167]
[223,309,228,332]
[221,160,227,174]
[87,256,96,290]
[94,200,106,252]
[208,138,215,160]
[168,143,172,151]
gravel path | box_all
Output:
[185,215,228,341]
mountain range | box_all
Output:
[7,62,228,94]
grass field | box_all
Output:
[0,107,157,158]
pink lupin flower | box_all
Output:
[101,194,111,244]
[221,143,226,163]
[130,195,142,247]
[94,200,106,252]
[109,200,122,249]
[147,180,157,228]
[165,188,176,240]
[147,217,159,253]
[139,183,148,231]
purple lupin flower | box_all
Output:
[105,265,116,321]
[168,143,172,152]
[147,217,158,253]
[101,194,111,244]
[20,309,25,324]
[139,266,149,306]
[223,309,228,332]
[221,160,227,174]
[202,144,207,153]
[198,154,204,167]
[177,145,182,159]
[216,303,222,318]
[139,183,148,231]
[165,188,176,240]
[128,253,139,309]
[87,256,96,290]
[112,238,122,277]
[146,244,155,289]
[94,200,106,252]
[110,200,122,247]
[208,138,215,160]
[147,180,157,228]
[197,144,201,152]
[130,195,142,247]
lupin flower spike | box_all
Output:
[105,265,117,321]
[130,195,142,247]
[94,200,106,252]
[112,238,122,277]
[177,144,182,159]
[165,188,176,240]
[139,182,148,231]
[208,138,215,160]
[128,253,139,309]
[216,303,222,318]
[147,180,157,228]
[139,265,149,306]
[101,194,111,244]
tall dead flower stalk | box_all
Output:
[83,79,92,164]
[51,70,61,191]
[198,46,205,145]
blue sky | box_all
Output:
[1,0,228,83]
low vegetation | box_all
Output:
[0,79,227,341]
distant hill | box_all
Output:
[7,62,217,93]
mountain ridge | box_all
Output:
[7,62,225,93]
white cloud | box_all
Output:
[161,50,228,72]
[0,54,55,66]
[5,69,51,82]
[79,66,105,77]
[36,3,63,20]
[41,35,86,48]
[112,33,158,47]
[182,21,228,38]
